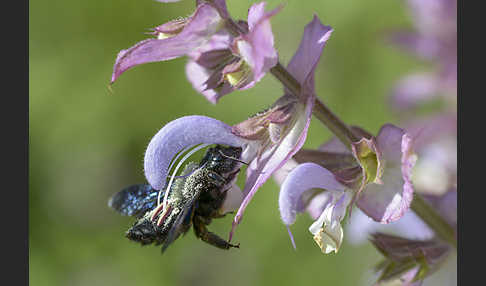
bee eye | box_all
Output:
[212,156,222,162]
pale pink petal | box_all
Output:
[237,2,282,84]
[111,4,223,84]
[229,15,334,240]
[357,125,417,223]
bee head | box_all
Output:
[201,145,243,174]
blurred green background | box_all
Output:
[30,0,426,285]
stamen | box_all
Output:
[150,202,165,221]
[218,150,249,165]
[156,144,204,206]
[161,143,211,208]
[157,205,173,227]
[167,145,196,180]
[287,225,297,250]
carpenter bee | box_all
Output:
[108,145,244,252]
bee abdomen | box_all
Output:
[125,218,167,246]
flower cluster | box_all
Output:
[344,0,457,284]
[110,0,456,285]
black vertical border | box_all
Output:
[458,0,483,285]
[2,0,28,284]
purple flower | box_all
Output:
[186,2,281,103]
[111,2,226,84]
[111,1,281,103]
[278,162,350,253]
[229,15,333,240]
[276,123,418,252]
[143,115,258,191]
[354,124,417,224]
[140,15,333,243]
[346,114,457,244]
[388,0,457,110]
[344,115,457,285]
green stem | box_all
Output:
[411,194,457,248]
[270,63,359,149]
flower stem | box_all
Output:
[270,63,359,149]
[224,7,360,149]
[410,194,457,248]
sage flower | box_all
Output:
[278,162,351,253]
[354,124,417,224]
[277,124,417,252]
[143,115,258,191]
[345,115,457,285]
[229,15,332,240]
[111,2,226,84]
[347,114,457,244]
[140,15,333,242]
[185,2,281,103]
[111,1,280,103]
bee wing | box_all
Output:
[161,194,198,253]
[108,184,163,218]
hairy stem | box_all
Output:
[270,63,359,148]
[225,19,359,148]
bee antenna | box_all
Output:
[218,150,249,165]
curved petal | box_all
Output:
[305,191,333,220]
[357,125,417,223]
[229,15,333,240]
[278,163,346,226]
[287,15,333,86]
[111,3,223,84]
[230,92,314,240]
[237,2,281,83]
[272,158,299,186]
[144,115,249,190]
[185,60,233,103]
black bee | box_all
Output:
[108,145,244,252]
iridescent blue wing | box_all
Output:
[108,184,163,218]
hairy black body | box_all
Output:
[108,145,243,252]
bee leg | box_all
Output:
[193,216,240,250]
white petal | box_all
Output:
[308,196,346,254]
[219,183,244,215]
